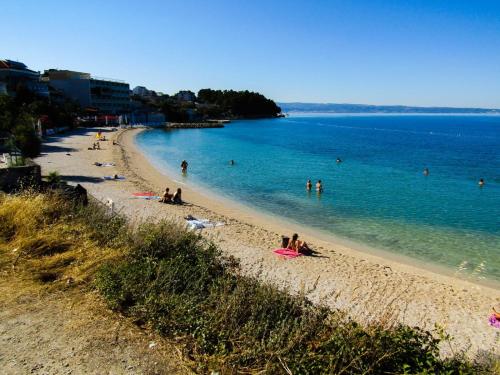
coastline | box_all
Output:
[35,127,500,358]
[133,127,500,290]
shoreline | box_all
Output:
[133,127,500,291]
[35,126,500,357]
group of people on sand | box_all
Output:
[159,187,183,204]
[306,179,323,193]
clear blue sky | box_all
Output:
[3,0,500,107]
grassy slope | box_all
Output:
[0,192,494,374]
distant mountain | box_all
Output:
[278,102,500,114]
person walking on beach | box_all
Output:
[181,160,188,173]
[316,180,323,193]
[306,180,312,191]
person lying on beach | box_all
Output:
[159,187,173,203]
[172,188,183,204]
[286,233,312,255]
[94,162,103,166]
[112,140,118,145]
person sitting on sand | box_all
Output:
[113,174,119,180]
[96,141,101,150]
[316,180,323,193]
[306,179,312,191]
[159,187,173,203]
[493,307,500,320]
[172,188,183,204]
[286,233,312,255]
[112,140,118,146]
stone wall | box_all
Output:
[0,160,41,192]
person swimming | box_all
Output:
[423,168,429,176]
[181,160,188,173]
[479,178,485,187]
[316,180,323,193]
[306,179,312,191]
[336,157,342,163]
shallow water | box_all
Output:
[136,114,500,283]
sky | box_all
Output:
[3,0,500,108]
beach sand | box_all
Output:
[35,127,500,359]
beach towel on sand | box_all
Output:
[489,314,500,329]
[185,217,224,230]
[133,192,156,196]
[273,248,303,259]
[103,176,125,180]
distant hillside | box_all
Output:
[279,102,500,114]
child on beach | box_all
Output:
[159,187,173,203]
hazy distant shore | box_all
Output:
[279,102,500,114]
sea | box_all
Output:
[136,114,500,284]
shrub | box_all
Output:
[95,219,484,374]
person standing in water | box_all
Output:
[316,180,323,193]
[181,160,188,173]
[336,157,342,163]
[479,178,485,187]
[306,180,312,191]
[423,168,429,176]
[230,159,235,165]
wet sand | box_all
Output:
[35,127,500,358]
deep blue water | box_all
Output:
[136,114,500,283]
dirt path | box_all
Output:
[0,278,191,375]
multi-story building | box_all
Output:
[132,85,157,97]
[44,69,130,114]
[0,59,49,97]
[175,90,196,102]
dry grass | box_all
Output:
[0,192,122,297]
[0,192,493,374]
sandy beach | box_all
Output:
[35,127,500,359]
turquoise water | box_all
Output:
[136,115,500,283]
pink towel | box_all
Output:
[273,248,303,259]
[133,192,155,196]
[489,314,500,329]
